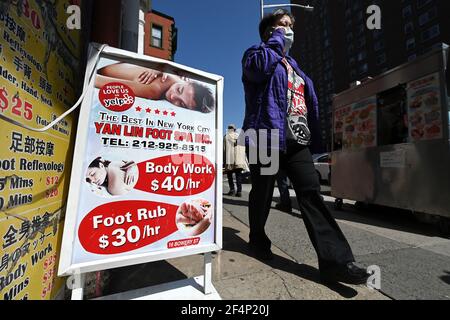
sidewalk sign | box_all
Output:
[58,44,223,299]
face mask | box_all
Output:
[284,27,294,52]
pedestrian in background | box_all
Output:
[224,124,249,197]
[241,9,369,285]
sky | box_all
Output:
[152,0,290,133]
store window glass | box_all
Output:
[377,85,409,145]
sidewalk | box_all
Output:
[99,193,389,300]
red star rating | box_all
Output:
[146,108,152,113]
[154,109,161,115]
[171,112,176,117]
[135,106,142,112]
[163,110,169,116]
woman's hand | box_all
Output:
[189,209,212,236]
[125,170,137,186]
[121,162,137,186]
[179,201,205,222]
[138,68,182,85]
[137,69,163,84]
[176,199,212,236]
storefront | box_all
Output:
[0,0,151,300]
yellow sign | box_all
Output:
[0,0,83,300]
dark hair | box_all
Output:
[86,157,110,186]
[259,9,295,42]
[192,82,215,113]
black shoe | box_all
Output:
[226,190,235,196]
[275,203,292,214]
[235,192,242,198]
[248,243,274,261]
[320,262,369,285]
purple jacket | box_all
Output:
[241,29,322,153]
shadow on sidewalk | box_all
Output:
[232,191,442,239]
[440,271,450,285]
[223,196,303,218]
[321,199,442,238]
[102,260,189,297]
[223,227,359,299]
[222,196,249,207]
[100,226,359,299]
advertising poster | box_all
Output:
[333,104,350,150]
[335,96,377,150]
[59,51,222,275]
[407,72,443,142]
[0,1,83,300]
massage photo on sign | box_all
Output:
[85,157,139,197]
[176,198,213,237]
[95,62,215,113]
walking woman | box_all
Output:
[241,9,370,285]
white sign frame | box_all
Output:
[58,43,223,277]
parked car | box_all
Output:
[313,153,331,184]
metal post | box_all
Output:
[261,3,315,14]
[203,252,213,295]
[69,273,86,300]
[260,0,264,20]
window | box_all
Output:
[421,24,440,41]
[402,5,412,18]
[346,32,353,42]
[377,85,409,146]
[356,11,364,22]
[417,0,433,9]
[358,37,366,48]
[408,54,417,61]
[377,53,386,65]
[419,7,437,26]
[373,29,383,39]
[406,37,416,50]
[357,51,367,61]
[348,44,355,54]
[374,41,384,51]
[359,63,369,75]
[404,22,414,34]
[151,25,163,48]
[357,24,365,36]
[345,8,352,18]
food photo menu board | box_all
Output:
[407,73,443,142]
[334,96,377,151]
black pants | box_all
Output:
[248,144,355,268]
[227,169,243,193]
[276,169,292,207]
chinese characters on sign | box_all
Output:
[0,0,83,300]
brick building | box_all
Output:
[144,10,178,61]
